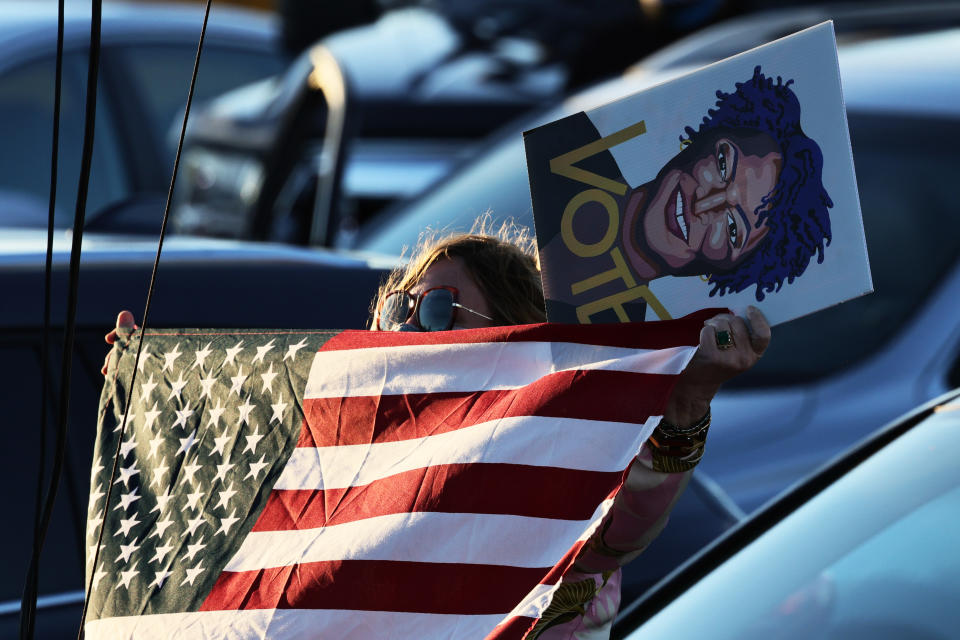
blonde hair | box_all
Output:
[370,216,546,328]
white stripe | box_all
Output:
[276,415,660,490]
[225,500,613,572]
[305,341,695,398]
[86,608,503,640]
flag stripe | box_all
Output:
[87,608,506,640]
[319,311,718,352]
[255,463,624,531]
[278,415,660,490]
[224,500,613,572]
[202,560,548,615]
[304,340,695,399]
[298,370,677,448]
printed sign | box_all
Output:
[524,21,871,325]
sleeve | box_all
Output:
[571,449,693,574]
[572,413,711,573]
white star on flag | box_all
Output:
[140,374,158,401]
[114,488,141,512]
[151,544,173,564]
[181,563,205,587]
[253,339,275,363]
[229,366,248,396]
[223,340,244,365]
[284,337,308,361]
[114,464,139,487]
[117,541,141,564]
[168,372,189,402]
[176,430,199,456]
[193,342,213,370]
[199,370,217,400]
[243,427,264,454]
[118,561,140,590]
[270,395,287,424]
[150,568,173,590]
[207,399,226,428]
[161,344,182,373]
[260,363,278,394]
[237,397,256,426]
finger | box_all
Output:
[728,315,750,347]
[744,306,771,355]
[116,310,136,330]
[101,352,110,376]
[105,328,118,345]
[703,316,736,352]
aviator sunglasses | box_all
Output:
[376,286,494,331]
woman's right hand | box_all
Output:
[101,310,137,375]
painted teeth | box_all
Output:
[675,191,688,241]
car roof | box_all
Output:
[357,10,960,252]
[0,1,278,54]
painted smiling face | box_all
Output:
[623,129,782,278]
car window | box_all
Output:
[626,403,960,640]
[0,55,129,228]
[119,44,287,162]
[357,112,960,385]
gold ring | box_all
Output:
[715,329,735,350]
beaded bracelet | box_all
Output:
[656,410,711,437]
[648,410,711,473]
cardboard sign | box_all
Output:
[524,22,871,325]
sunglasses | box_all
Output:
[376,286,494,331]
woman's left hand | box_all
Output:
[663,306,771,426]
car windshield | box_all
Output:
[355,112,960,385]
[625,397,960,640]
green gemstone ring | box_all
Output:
[715,329,735,350]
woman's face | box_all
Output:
[402,257,494,330]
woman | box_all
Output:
[369,221,769,638]
[104,222,769,638]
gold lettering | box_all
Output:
[575,285,673,323]
[549,121,647,196]
[570,247,636,295]
[561,189,619,258]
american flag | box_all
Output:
[86,315,707,639]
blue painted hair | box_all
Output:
[685,66,833,300]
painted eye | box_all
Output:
[717,144,728,182]
[726,209,741,248]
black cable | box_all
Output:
[78,1,214,637]
[19,0,71,637]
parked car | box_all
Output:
[170,6,564,247]
[614,386,960,639]
[0,231,741,637]
[0,1,288,232]
[354,6,960,517]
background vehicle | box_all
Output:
[614,387,960,639]
[170,0,755,247]
[0,1,288,232]
[355,5,960,515]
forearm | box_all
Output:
[573,448,695,573]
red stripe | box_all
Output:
[253,463,624,531]
[201,560,549,615]
[320,309,721,352]
[298,370,676,448]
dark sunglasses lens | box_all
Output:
[418,289,455,331]
[379,292,411,330]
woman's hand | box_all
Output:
[101,310,137,375]
[663,306,771,426]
